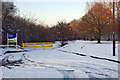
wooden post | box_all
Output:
[34,43,36,50]
[22,42,24,50]
[51,42,53,49]
[43,43,45,50]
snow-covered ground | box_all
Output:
[60,40,119,61]
[0,40,119,78]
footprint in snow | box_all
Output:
[81,46,85,49]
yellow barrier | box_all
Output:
[22,42,53,50]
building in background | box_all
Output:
[0,1,2,45]
[118,1,120,41]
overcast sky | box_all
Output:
[14,0,93,26]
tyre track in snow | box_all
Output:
[52,63,109,78]
[2,52,76,79]
[70,63,112,78]
[19,60,76,79]
[58,70,75,79]
[37,62,97,78]
[22,60,115,78]
[38,62,114,78]
[37,62,94,78]
[58,50,118,78]
[19,53,117,78]
[5,50,118,78]
[70,63,111,78]
[38,63,75,78]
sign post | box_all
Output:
[7,33,17,48]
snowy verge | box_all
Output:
[58,50,120,64]
[60,40,119,61]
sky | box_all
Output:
[14,1,89,26]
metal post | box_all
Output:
[113,32,115,56]
[113,0,115,56]
[16,33,17,49]
[7,33,9,48]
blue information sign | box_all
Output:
[8,33,17,39]
[8,33,17,43]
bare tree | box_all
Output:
[81,2,113,43]
[2,2,17,44]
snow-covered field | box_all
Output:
[0,40,119,79]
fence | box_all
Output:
[22,42,53,50]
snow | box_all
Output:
[0,40,119,78]
[0,48,2,80]
[60,40,119,61]
[3,68,63,78]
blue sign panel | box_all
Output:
[8,33,17,43]
[8,33,17,39]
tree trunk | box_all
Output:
[97,39,101,43]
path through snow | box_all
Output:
[0,41,119,78]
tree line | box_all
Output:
[2,1,119,45]
[69,1,119,43]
